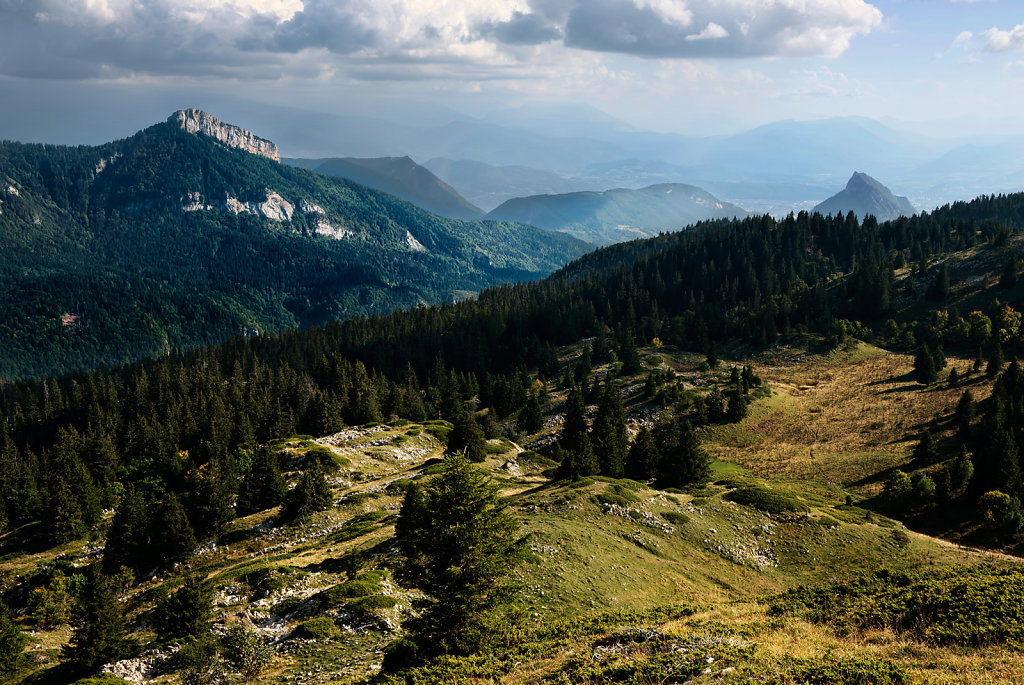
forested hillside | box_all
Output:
[4,189,1024,683]
[0,113,588,379]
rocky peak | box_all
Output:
[170,109,280,162]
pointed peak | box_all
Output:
[169,109,279,162]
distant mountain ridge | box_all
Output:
[0,110,588,378]
[285,155,484,220]
[813,172,916,222]
[485,183,748,245]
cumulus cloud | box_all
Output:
[561,0,882,58]
[0,0,883,82]
[983,24,1024,53]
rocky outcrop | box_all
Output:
[170,108,280,162]
[182,189,294,221]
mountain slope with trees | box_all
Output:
[284,155,485,220]
[0,111,588,379]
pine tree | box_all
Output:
[516,392,544,436]
[158,493,197,563]
[914,345,938,384]
[591,383,627,478]
[158,573,213,640]
[62,566,133,672]
[104,486,152,574]
[988,343,1005,377]
[0,600,25,674]
[394,452,529,660]
[237,448,286,516]
[446,412,487,463]
[281,463,332,521]
[625,427,661,481]
[619,335,642,375]
[656,421,711,488]
[560,386,588,455]
[912,431,939,464]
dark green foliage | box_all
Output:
[295,617,340,640]
[220,621,272,683]
[912,431,938,464]
[655,421,711,489]
[0,600,26,673]
[977,491,1024,540]
[770,565,1024,647]
[62,566,133,671]
[281,463,332,521]
[104,487,153,574]
[446,413,487,463]
[516,392,544,435]
[790,657,910,685]
[158,573,213,640]
[395,452,529,661]
[592,383,628,478]
[317,572,385,607]
[725,486,806,514]
[237,448,287,516]
[1000,256,1020,289]
[157,493,197,563]
[914,345,937,384]
[0,121,587,381]
[625,427,661,481]
[349,595,399,615]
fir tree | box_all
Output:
[988,343,1005,377]
[237,448,287,516]
[158,573,213,640]
[0,600,25,674]
[516,392,544,436]
[104,486,152,574]
[914,345,938,384]
[62,566,133,672]
[656,421,711,488]
[619,335,642,375]
[394,452,529,661]
[912,431,939,464]
[446,412,487,463]
[591,383,627,478]
[157,493,197,564]
[625,427,661,481]
[560,386,588,455]
[281,463,332,521]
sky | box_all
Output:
[0,0,1022,145]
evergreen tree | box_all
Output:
[394,452,529,660]
[104,486,152,574]
[560,386,588,455]
[999,256,1019,289]
[158,573,213,641]
[281,463,332,521]
[157,493,197,564]
[988,343,1005,377]
[935,466,953,504]
[237,448,287,516]
[516,392,544,436]
[955,389,976,439]
[912,431,939,464]
[187,458,235,539]
[619,335,642,375]
[625,427,661,481]
[914,345,938,385]
[0,600,25,674]
[62,566,133,672]
[446,412,487,463]
[656,421,711,488]
[726,391,748,423]
[591,383,627,478]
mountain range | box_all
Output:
[0,110,588,379]
[484,183,749,245]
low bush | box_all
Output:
[296,617,340,640]
[769,565,1024,647]
[661,511,689,526]
[350,595,398,615]
[725,486,806,514]
[788,657,909,684]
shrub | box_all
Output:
[724,486,805,514]
[792,657,910,684]
[350,595,399,615]
[296,617,340,640]
[270,596,302,617]
[317,572,384,607]
[661,511,689,526]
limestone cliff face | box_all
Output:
[170,109,280,162]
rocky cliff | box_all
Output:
[170,108,280,161]
[813,172,915,222]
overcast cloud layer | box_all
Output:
[0,0,886,81]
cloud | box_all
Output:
[983,24,1024,53]
[0,0,883,83]
[561,0,881,58]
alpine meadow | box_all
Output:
[3,2,1024,685]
